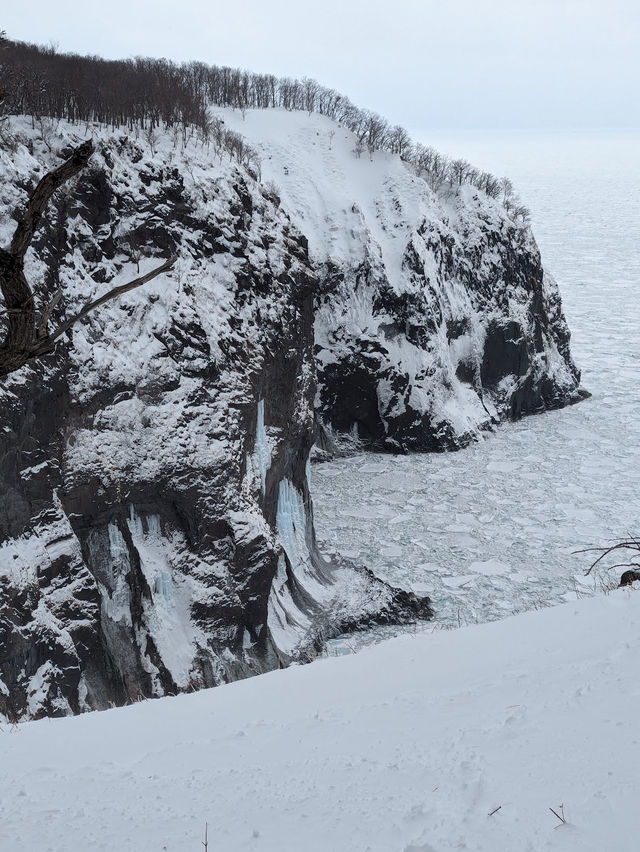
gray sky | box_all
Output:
[4,0,639,132]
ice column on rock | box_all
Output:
[102,522,133,626]
[254,400,271,494]
[276,478,309,569]
[268,479,312,655]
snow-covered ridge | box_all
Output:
[0,37,530,222]
[219,108,583,451]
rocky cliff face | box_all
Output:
[0,111,581,720]
[0,121,429,720]
[314,187,582,452]
[218,109,583,454]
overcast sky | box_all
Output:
[4,0,639,133]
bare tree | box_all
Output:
[302,77,320,115]
[388,125,412,159]
[500,176,514,204]
[577,538,640,579]
[0,33,531,223]
[362,111,389,159]
[352,138,365,159]
[449,158,472,187]
[0,140,176,379]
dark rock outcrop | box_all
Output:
[314,187,584,452]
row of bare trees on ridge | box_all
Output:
[0,33,529,221]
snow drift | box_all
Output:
[2,586,638,852]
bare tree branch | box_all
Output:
[575,540,640,577]
[0,140,176,379]
[0,141,94,377]
[49,255,177,343]
[38,288,63,337]
[10,141,94,257]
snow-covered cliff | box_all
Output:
[219,109,582,451]
[0,118,432,720]
[0,110,580,719]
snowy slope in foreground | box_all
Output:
[2,588,639,852]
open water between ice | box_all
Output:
[312,132,640,642]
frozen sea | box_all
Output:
[312,132,640,638]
